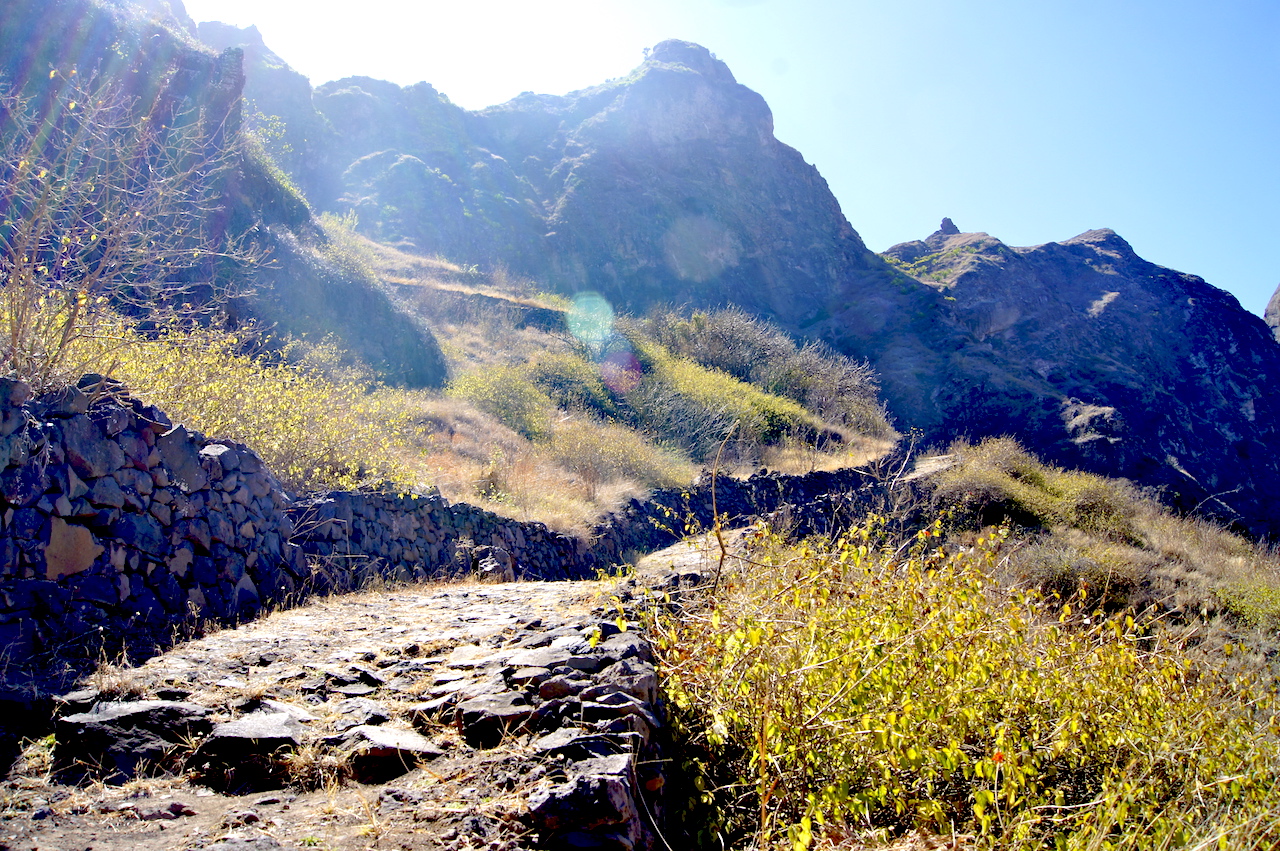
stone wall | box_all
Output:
[286,466,885,588]
[0,380,882,700]
[0,378,311,696]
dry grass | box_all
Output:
[919,438,1280,653]
[752,435,898,477]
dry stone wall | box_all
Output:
[0,380,881,703]
[0,378,310,696]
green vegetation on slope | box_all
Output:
[642,307,894,438]
[658,439,1280,850]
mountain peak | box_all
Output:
[646,40,737,84]
[1063,228,1134,257]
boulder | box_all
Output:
[337,724,443,783]
[189,711,304,793]
[54,699,212,782]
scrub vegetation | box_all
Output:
[658,441,1280,850]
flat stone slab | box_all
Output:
[340,724,445,782]
[54,699,212,782]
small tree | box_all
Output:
[0,68,250,390]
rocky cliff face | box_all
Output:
[209,37,888,324]
[114,24,1280,535]
[875,224,1280,532]
[1265,284,1280,343]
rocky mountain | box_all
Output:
[8,2,1280,537]
[196,26,1280,537]
[876,223,1280,531]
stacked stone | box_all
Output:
[284,464,884,591]
[584,465,879,565]
[0,378,308,692]
[0,373,886,705]
[287,492,586,586]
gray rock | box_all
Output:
[339,724,443,782]
[60,415,123,479]
[209,836,282,849]
[531,730,637,761]
[88,476,126,509]
[507,646,578,670]
[54,700,212,782]
[588,660,658,704]
[527,761,645,850]
[202,443,242,472]
[456,692,533,748]
[538,674,591,700]
[189,712,303,793]
[41,387,89,418]
[260,700,318,724]
[596,633,653,665]
[156,425,209,493]
[332,697,389,731]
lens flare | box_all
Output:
[601,347,642,394]
[567,291,614,353]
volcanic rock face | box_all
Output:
[218,38,885,326]
[874,224,1280,533]
[1265,284,1280,343]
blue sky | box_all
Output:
[182,0,1280,315]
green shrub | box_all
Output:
[316,211,382,285]
[546,417,688,498]
[641,307,895,438]
[1217,582,1280,630]
[526,350,619,418]
[932,438,1140,543]
[659,520,1280,849]
[111,321,424,492]
[446,365,554,440]
[628,338,835,457]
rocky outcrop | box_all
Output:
[875,224,1280,535]
[1265,282,1280,343]
[201,35,890,327]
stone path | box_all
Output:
[0,536,726,851]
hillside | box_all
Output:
[0,0,448,390]
[2,3,1280,847]
[192,24,1280,537]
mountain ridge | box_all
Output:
[169,21,1280,536]
[11,2,1280,536]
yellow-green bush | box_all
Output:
[932,438,1140,543]
[110,324,423,493]
[546,417,689,497]
[317,211,379,286]
[641,307,895,438]
[659,521,1280,850]
[1217,582,1280,630]
[446,365,554,440]
[526,350,618,417]
[631,339,839,454]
